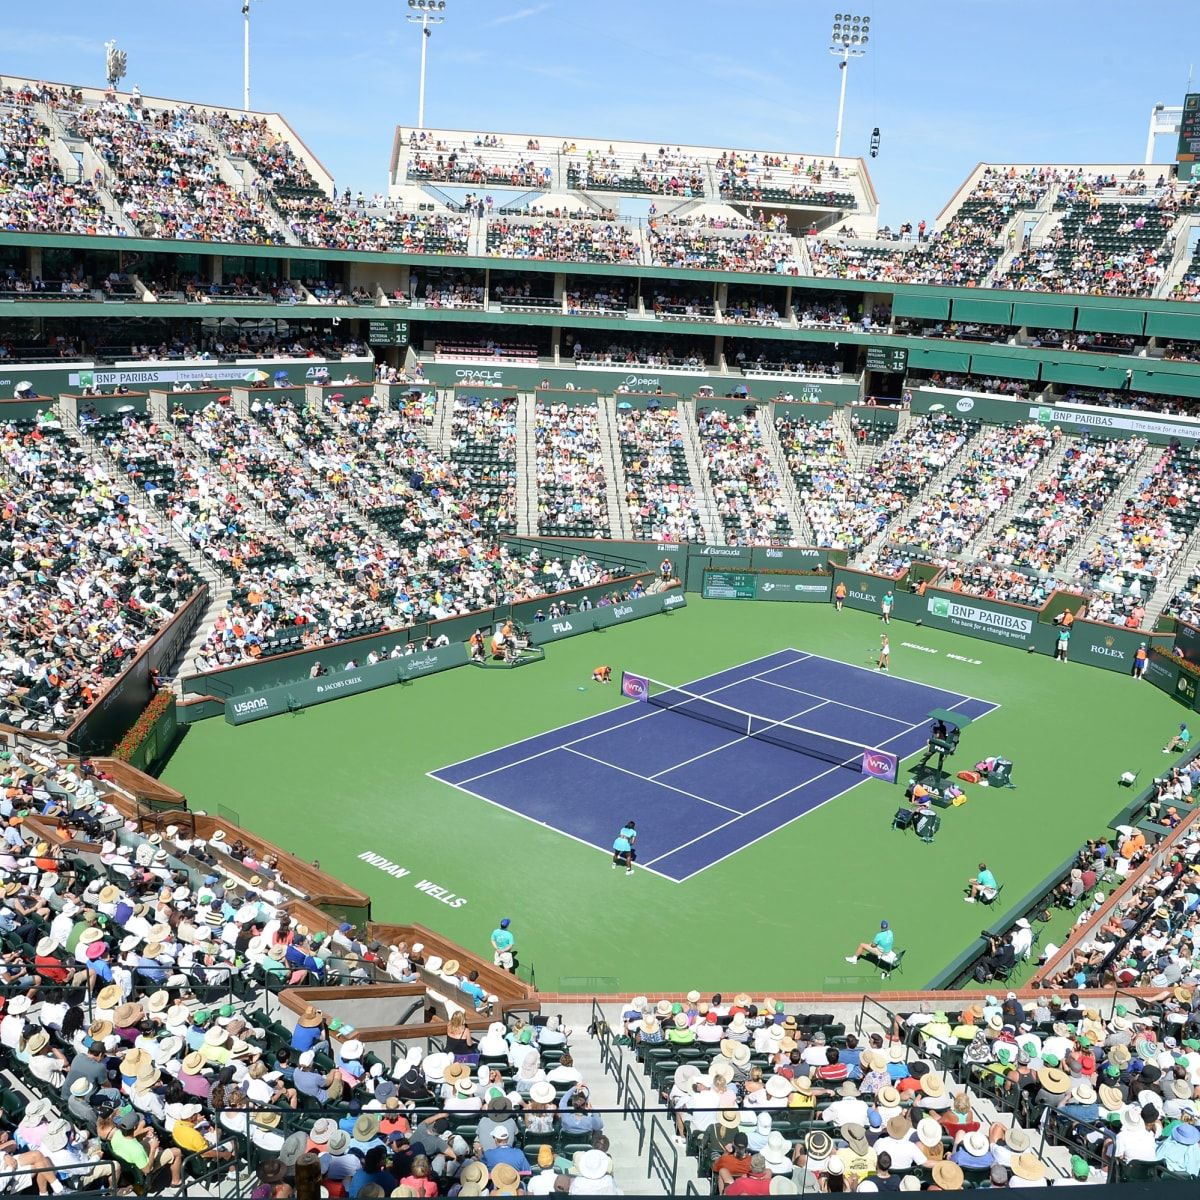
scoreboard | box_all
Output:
[1178,94,1200,181]
[865,345,909,374]
[368,319,409,347]
[702,571,758,600]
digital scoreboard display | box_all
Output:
[1177,93,1200,180]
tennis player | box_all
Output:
[612,820,637,875]
[877,634,890,672]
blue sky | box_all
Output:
[4,0,1197,225]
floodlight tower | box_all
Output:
[104,40,127,90]
[829,13,869,158]
[241,0,261,111]
[407,0,448,130]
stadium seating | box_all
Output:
[886,423,1059,558]
[447,393,518,535]
[535,402,610,537]
[485,217,639,263]
[697,409,795,545]
[0,89,122,236]
[0,410,204,731]
[974,436,1148,573]
[617,404,704,543]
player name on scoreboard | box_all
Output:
[703,570,758,599]
[864,345,909,374]
[702,570,832,602]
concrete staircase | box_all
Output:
[430,388,456,453]
[1144,516,1200,627]
[961,436,1075,560]
[1154,215,1200,298]
[37,102,138,236]
[677,399,725,544]
[594,396,634,540]
[755,406,815,544]
[204,125,302,246]
[514,393,538,537]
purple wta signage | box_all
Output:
[622,672,649,701]
[861,749,898,783]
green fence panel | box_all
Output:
[1012,300,1075,330]
[592,590,688,628]
[509,576,654,628]
[920,590,1056,651]
[748,547,832,571]
[1174,621,1200,667]
[968,352,1041,381]
[1066,621,1148,673]
[906,346,971,373]
[224,644,470,725]
[830,566,905,614]
[1040,360,1126,389]
[1145,652,1185,701]
[892,294,950,320]
[754,575,833,603]
[951,297,1014,324]
[1129,367,1200,400]
[1075,307,1144,336]
[1040,590,1087,624]
[1145,310,1200,340]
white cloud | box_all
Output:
[484,3,552,28]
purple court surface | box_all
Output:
[429,650,998,882]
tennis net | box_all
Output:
[621,670,899,781]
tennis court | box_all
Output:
[430,649,999,881]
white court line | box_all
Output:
[640,712,929,870]
[786,647,1000,710]
[436,648,812,786]
[661,700,1004,881]
[428,774,681,883]
[755,675,915,726]
[649,699,829,780]
[453,706,667,786]
[563,746,742,815]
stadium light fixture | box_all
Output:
[104,40,127,90]
[407,0,448,130]
[241,0,262,112]
[828,12,869,158]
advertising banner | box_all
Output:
[224,643,468,725]
[593,590,687,628]
[1066,621,1148,674]
[830,566,899,614]
[1174,621,1200,668]
[861,749,899,783]
[1145,651,1186,704]
[754,576,833,602]
[749,546,831,571]
[420,361,859,402]
[922,592,1045,648]
[622,672,649,701]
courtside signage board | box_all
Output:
[924,595,1034,646]
[862,749,899,783]
[754,576,832,602]
[224,644,468,724]
[1029,404,1200,444]
[702,571,758,600]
